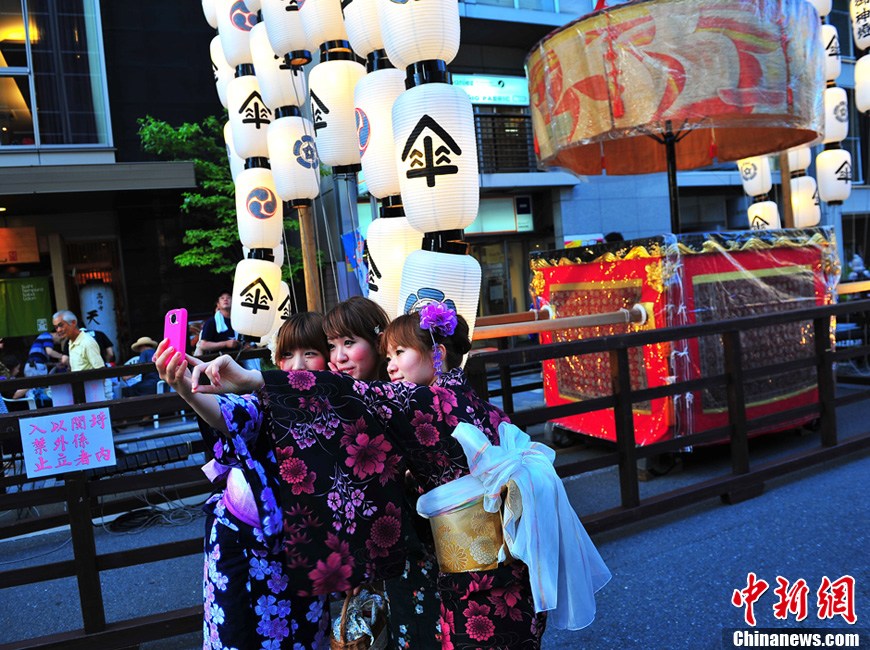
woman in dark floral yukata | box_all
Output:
[157,298,607,649]
[380,307,546,649]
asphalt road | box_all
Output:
[0,383,867,649]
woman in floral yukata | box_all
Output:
[380,306,547,649]
[159,299,549,649]
[157,300,408,628]
[188,312,334,649]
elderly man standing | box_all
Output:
[53,310,110,399]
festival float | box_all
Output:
[523,0,843,444]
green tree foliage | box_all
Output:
[137,114,301,279]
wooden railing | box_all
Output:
[2,303,870,648]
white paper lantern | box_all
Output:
[855,54,870,113]
[251,22,308,109]
[822,86,849,144]
[224,121,246,182]
[399,250,481,339]
[355,68,405,198]
[232,258,282,338]
[309,57,366,167]
[747,200,781,230]
[260,280,293,346]
[261,0,312,62]
[807,0,832,18]
[816,148,853,203]
[821,24,841,82]
[202,0,218,29]
[299,0,348,52]
[210,36,234,109]
[344,0,383,59]
[216,0,258,67]
[235,166,283,249]
[790,175,821,228]
[787,146,812,173]
[852,0,870,51]
[228,74,272,159]
[366,215,423,320]
[244,244,286,268]
[737,156,772,197]
[393,83,479,233]
[379,0,460,70]
[267,115,321,201]
[245,0,261,11]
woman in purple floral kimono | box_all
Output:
[157,301,407,597]
[197,313,333,650]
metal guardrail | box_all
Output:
[2,303,870,648]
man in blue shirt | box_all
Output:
[24,330,62,377]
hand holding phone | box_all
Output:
[164,308,188,354]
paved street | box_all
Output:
[0,382,867,649]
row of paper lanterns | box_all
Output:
[203,0,484,340]
[739,0,855,231]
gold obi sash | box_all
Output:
[418,474,514,574]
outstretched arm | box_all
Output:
[154,340,226,433]
[189,352,264,395]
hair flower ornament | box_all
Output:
[419,302,458,337]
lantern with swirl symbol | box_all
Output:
[236,166,283,249]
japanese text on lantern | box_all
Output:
[18,408,115,479]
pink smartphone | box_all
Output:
[164,308,188,353]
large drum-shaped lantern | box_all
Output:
[232,258,282,338]
[737,156,772,197]
[379,0,460,70]
[822,86,849,145]
[235,166,283,249]
[261,0,311,60]
[355,67,405,198]
[816,148,853,204]
[527,0,823,175]
[299,0,348,51]
[747,200,781,230]
[790,175,821,228]
[309,58,366,167]
[398,250,482,338]
[267,116,321,201]
[343,0,383,58]
[227,74,272,159]
[366,215,422,320]
[250,22,308,109]
[216,0,258,67]
[210,36,234,109]
[392,82,479,233]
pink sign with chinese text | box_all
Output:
[19,408,115,478]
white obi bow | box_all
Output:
[452,421,612,630]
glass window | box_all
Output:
[0,0,109,147]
